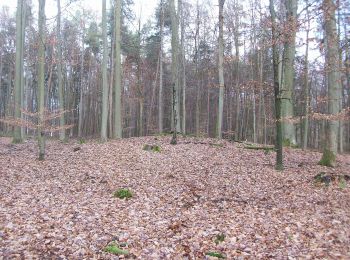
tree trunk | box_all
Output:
[170,0,180,144]
[302,0,310,150]
[319,0,341,166]
[114,0,122,138]
[158,0,164,133]
[78,21,84,138]
[270,0,283,170]
[38,0,46,160]
[281,0,298,145]
[180,0,186,135]
[101,0,108,142]
[57,0,65,141]
[217,0,225,139]
[13,0,23,143]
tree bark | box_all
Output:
[158,0,164,133]
[281,0,298,145]
[114,0,122,138]
[170,0,180,144]
[13,0,23,143]
[57,0,65,141]
[217,0,225,139]
[38,0,46,160]
[101,0,108,142]
[270,0,283,170]
[319,0,341,166]
[302,0,310,150]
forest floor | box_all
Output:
[0,136,349,259]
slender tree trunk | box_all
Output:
[78,21,84,138]
[234,4,240,141]
[195,0,200,136]
[170,0,180,144]
[217,0,225,139]
[101,0,108,142]
[20,1,26,139]
[180,0,186,135]
[270,0,283,170]
[57,0,65,141]
[302,0,310,150]
[319,0,341,166]
[281,0,298,145]
[158,0,164,133]
[38,0,46,160]
[337,6,343,153]
[13,0,23,143]
[114,0,122,138]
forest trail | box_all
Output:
[0,137,349,259]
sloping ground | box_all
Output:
[0,137,349,259]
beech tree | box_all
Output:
[170,0,180,144]
[0,0,349,159]
[270,0,283,170]
[114,0,122,139]
[57,0,65,141]
[101,0,108,142]
[281,0,298,145]
[319,0,342,167]
[13,0,24,143]
[217,0,225,139]
[38,0,46,160]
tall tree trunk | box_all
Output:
[180,0,186,135]
[281,0,298,145]
[101,0,108,142]
[217,0,225,139]
[195,0,200,136]
[20,1,26,139]
[13,0,23,143]
[234,2,240,141]
[38,0,46,160]
[170,0,180,144]
[302,0,310,150]
[78,20,84,138]
[270,0,283,170]
[57,0,65,141]
[114,0,122,138]
[319,0,341,166]
[158,0,164,133]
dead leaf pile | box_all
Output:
[0,137,349,259]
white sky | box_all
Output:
[0,0,160,28]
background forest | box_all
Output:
[0,0,349,164]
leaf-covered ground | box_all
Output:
[0,137,349,259]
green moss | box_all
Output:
[318,149,336,167]
[113,188,133,199]
[339,176,347,189]
[206,251,226,259]
[282,139,298,148]
[104,243,129,255]
[143,144,161,152]
[12,138,23,144]
[214,234,225,244]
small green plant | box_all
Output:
[206,251,226,259]
[104,243,129,255]
[78,138,85,144]
[339,176,347,189]
[214,234,225,244]
[282,139,298,148]
[113,188,133,199]
[143,144,161,152]
[318,149,336,167]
